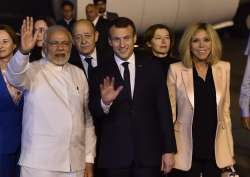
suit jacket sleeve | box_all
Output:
[89,69,107,119]
[167,64,177,123]
[6,50,31,90]
[156,62,177,153]
[239,56,250,117]
[224,63,234,157]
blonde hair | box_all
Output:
[179,23,222,68]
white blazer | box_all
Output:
[7,51,96,172]
[167,61,235,171]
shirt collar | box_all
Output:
[64,18,72,24]
[44,59,68,71]
[80,48,97,61]
[99,11,107,19]
[114,53,135,66]
[92,16,99,26]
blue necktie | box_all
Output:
[85,56,93,78]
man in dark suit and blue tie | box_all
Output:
[69,19,110,80]
[89,17,176,177]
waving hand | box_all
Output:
[20,17,38,54]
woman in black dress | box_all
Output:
[143,24,179,77]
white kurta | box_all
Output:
[6,51,96,172]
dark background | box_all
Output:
[0,0,54,31]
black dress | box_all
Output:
[151,53,180,79]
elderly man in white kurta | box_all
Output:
[6,17,96,177]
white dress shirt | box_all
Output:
[114,53,135,97]
[92,16,100,26]
[64,18,73,25]
[80,48,98,78]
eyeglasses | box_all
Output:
[46,41,71,47]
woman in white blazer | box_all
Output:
[167,23,235,177]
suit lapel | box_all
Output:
[212,64,223,106]
[76,53,87,76]
[95,18,101,30]
[69,46,86,76]
[181,63,223,108]
[96,49,102,67]
[111,59,124,87]
[133,55,143,101]
[76,53,89,79]
[81,61,87,78]
[181,68,195,108]
[107,58,130,102]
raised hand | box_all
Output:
[241,117,250,131]
[100,76,123,105]
[84,163,94,177]
[20,17,38,54]
[161,153,175,174]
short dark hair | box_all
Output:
[143,24,174,56]
[0,24,19,45]
[108,17,136,37]
[93,0,106,5]
[61,1,74,9]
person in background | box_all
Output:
[30,17,54,62]
[143,24,179,79]
[167,22,235,177]
[70,19,112,80]
[7,17,96,177]
[0,24,23,177]
[86,3,110,51]
[239,20,250,131]
[57,1,75,33]
[93,0,118,21]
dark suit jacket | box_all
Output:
[89,51,176,168]
[0,70,23,154]
[57,19,75,33]
[95,17,110,51]
[106,11,118,21]
[30,46,43,62]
